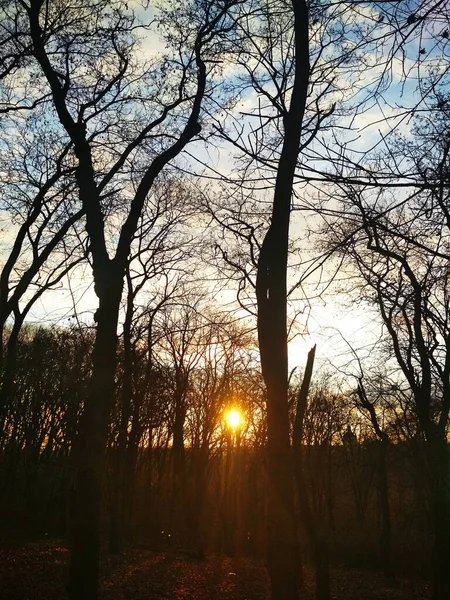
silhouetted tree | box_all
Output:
[16,1,241,597]
[327,98,450,597]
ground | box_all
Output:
[0,542,431,600]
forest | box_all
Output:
[0,1,449,599]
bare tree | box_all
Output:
[12,1,241,597]
[108,182,192,554]
[247,1,309,595]
[326,99,450,596]
[293,347,349,600]
[0,90,87,424]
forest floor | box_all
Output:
[0,540,431,600]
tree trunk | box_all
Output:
[0,313,25,432]
[377,439,392,576]
[293,346,330,600]
[356,381,392,573]
[110,287,134,554]
[190,445,209,557]
[121,398,143,540]
[171,397,186,543]
[67,279,122,600]
[427,431,450,600]
[255,2,309,597]
[221,435,233,555]
[315,538,330,600]
[261,346,298,595]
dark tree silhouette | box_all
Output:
[254,1,309,596]
[326,102,450,597]
[14,1,241,597]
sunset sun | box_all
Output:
[225,408,243,430]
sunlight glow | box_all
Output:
[225,408,243,431]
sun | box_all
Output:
[225,408,243,430]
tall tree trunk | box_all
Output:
[109,375,133,554]
[110,278,134,554]
[121,395,143,540]
[427,429,450,600]
[67,278,122,600]
[377,438,391,576]
[293,346,331,600]
[255,1,309,597]
[190,444,209,557]
[171,396,186,542]
[0,315,23,431]
[221,432,234,556]
[356,382,392,575]
[314,538,330,600]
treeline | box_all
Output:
[0,322,435,577]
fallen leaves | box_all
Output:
[0,541,430,600]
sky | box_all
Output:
[2,0,448,382]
